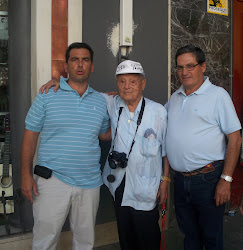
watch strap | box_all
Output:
[160,176,171,183]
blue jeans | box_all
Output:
[174,161,225,250]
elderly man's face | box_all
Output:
[117,74,146,105]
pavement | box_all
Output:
[94,211,243,250]
[1,181,242,249]
[0,208,241,249]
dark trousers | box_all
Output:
[114,177,161,250]
[174,161,225,250]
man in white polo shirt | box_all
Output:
[165,45,242,250]
[21,42,110,250]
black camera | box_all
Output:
[108,151,128,169]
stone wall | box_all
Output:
[171,0,232,94]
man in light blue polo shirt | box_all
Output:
[166,45,242,250]
[21,42,110,250]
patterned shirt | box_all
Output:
[25,77,110,188]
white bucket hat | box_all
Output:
[115,60,145,77]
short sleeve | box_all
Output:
[25,94,45,132]
[98,94,110,135]
[99,107,110,135]
[216,88,241,135]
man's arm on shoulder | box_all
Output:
[21,129,40,203]
[215,130,242,206]
[39,79,60,94]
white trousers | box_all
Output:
[32,176,100,250]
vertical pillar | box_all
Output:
[31,0,52,98]
[52,0,68,79]
[8,0,32,229]
[68,0,83,45]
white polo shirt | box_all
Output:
[165,77,241,172]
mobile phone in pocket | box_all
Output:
[34,165,52,179]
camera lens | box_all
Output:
[109,159,117,169]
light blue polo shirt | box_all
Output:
[102,95,167,211]
[165,77,241,172]
[25,77,110,188]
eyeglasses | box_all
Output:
[176,63,199,72]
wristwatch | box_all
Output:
[220,174,233,183]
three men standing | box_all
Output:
[21,42,242,250]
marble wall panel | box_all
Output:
[171,0,231,93]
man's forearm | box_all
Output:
[222,130,242,176]
[162,156,170,177]
[21,129,40,177]
[21,129,40,202]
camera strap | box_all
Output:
[111,98,145,158]
[111,106,124,152]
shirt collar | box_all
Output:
[177,76,211,96]
[117,96,144,115]
[60,77,94,94]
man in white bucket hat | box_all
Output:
[102,60,170,250]
[38,59,170,250]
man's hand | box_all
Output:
[214,130,241,207]
[39,79,60,94]
[106,91,118,97]
[21,174,38,203]
[215,178,231,206]
[156,181,168,204]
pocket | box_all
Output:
[202,163,223,183]
[133,175,158,203]
[202,170,221,183]
[141,137,160,157]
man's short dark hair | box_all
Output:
[65,42,94,63]
[175,45,205,65]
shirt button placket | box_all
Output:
[182,97,187,112]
